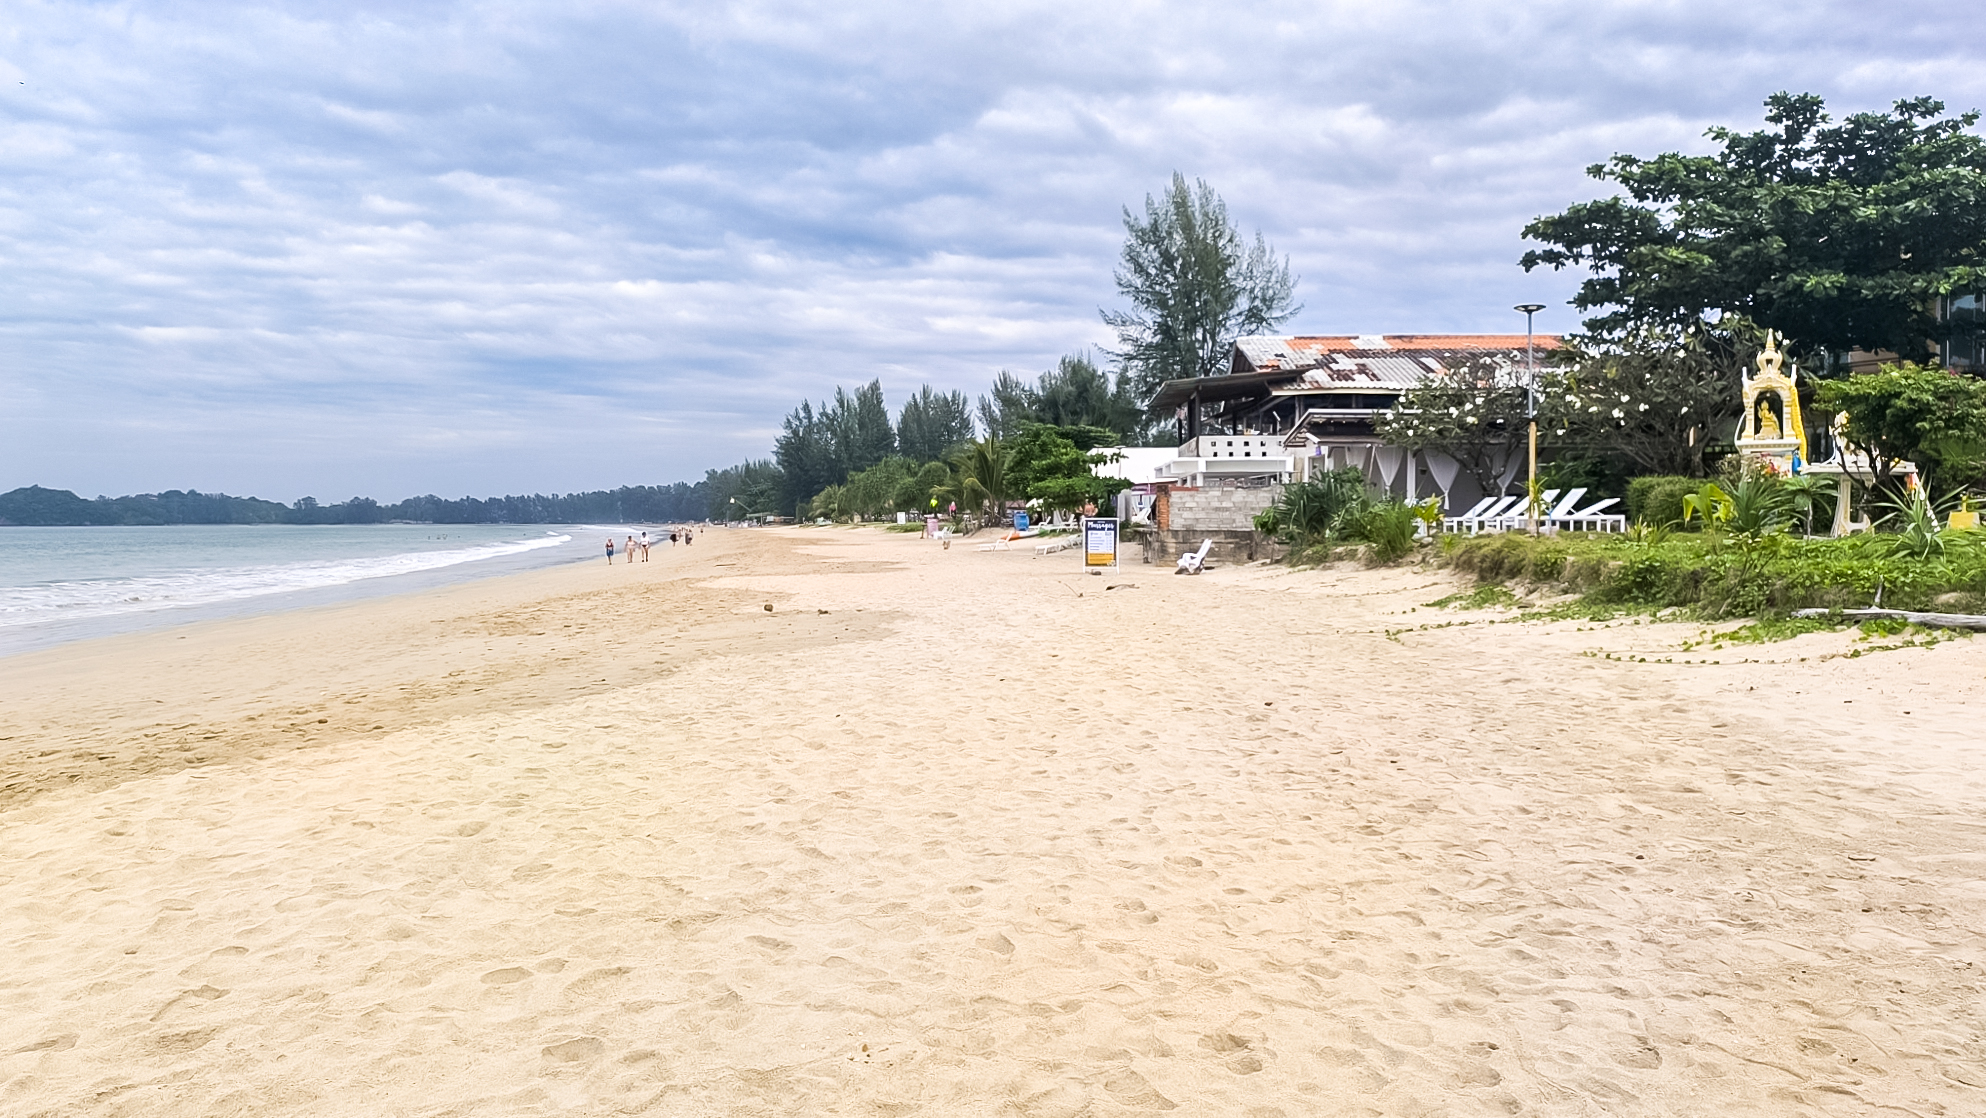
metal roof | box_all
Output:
[1232,333,1562,374]
[1148,334,1564,409]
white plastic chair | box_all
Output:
[1175,539,1214,574]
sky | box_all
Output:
[2,0,1980,502]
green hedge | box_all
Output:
[1625,476,1699,527]
[1440,531,1986,619]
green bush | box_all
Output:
[1626,475,1699,526]
[1273,469,1368,541]
[1350,502,1418,564]
[1441,528,1986,619]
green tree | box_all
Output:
[976,355,1143,444]
[1522,93,1986,363]
[951,436,1013,526]
[1034,354,1141,441]
[1104,173,1300,404]
[1816,363,1986,492]
[976,370,1039,441]
[774,400,838,513]
[895,385,975,462]
[1006,424,1132,515]
[1538,320,1762,477]
[706,459,785,519]
[830,380,896,476]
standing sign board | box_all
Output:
[1083,517,1119,570]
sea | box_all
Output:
[0,523,654,656]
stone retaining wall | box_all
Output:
[1135,529,1269,567]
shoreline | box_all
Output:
[4,525,1984,1114]
[0,523,690,658]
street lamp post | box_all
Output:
[1515,303,1546,535]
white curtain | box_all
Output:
[1374,446,1405,492]
[1426,452,1462,508]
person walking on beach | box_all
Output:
[626,535,637,563]
[605,537,615,564]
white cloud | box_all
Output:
[0,0,1980,499]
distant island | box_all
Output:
[0,484,712,527]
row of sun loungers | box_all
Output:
[1441,488,1626,534]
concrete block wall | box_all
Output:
[1163,485,1280,532]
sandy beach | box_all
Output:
[3,525,1985,1116]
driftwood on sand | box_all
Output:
[1789,607,1986,632]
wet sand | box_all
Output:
[3,526,1984,1116]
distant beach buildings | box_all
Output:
[1117,334,1561,543]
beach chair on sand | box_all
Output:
[1175,539,1214,575]
[976,531,1019,552]
[1033,536,1077,556]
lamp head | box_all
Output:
[1514,303,1545,315]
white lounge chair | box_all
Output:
[1460,495,1522,535]
[1175,538,1213,575]
[1442,497,1497,534]
[1494,488,1584,534]
[1559,497,1625,532]
[1489,489,1561,533]
[976,531,1019,552]
[1543,488,1587,524]
[1033,536,1077,556]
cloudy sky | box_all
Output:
[2,0,1978,501]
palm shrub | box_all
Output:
[1870,489,1978,562]
[1273,468,1368,543]
[1351,501,1419,563]
[1727,474,1793,537]
[1780,474,1837,536]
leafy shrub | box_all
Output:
[1441,529,1986,619]
[1627,475,1700,526]
[1273,469,1368,541]
[1350,501,1418,564]
[1727,474,1792,536]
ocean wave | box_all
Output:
[0,533,574,628]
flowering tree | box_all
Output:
[1538,322,1758,478]
[1374,355,1529,499]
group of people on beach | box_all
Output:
[604,526,700,563]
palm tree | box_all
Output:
[952,436,1011,528]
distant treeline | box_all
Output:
[0,483,715,527]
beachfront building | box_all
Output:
[1140,333,1562,516]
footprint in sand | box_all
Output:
[481,967,532,984]
[564,966,632,999]
[1101,1070,1176,1110]
[542,1036,605,1062]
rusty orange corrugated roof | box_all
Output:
[1281,334,1562,352]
